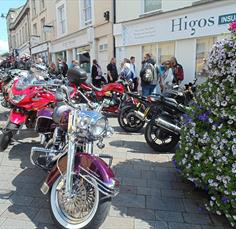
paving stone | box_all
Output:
[34,209,54,224]
[120,185,137,194]
[134,219,156,229]
[102,216,134,229]
[108,205,128,217]
[0,218,6,226]
[136,187,161,196]
[9,194,33,206]
[168,222,202,229]
[161,189,184,198]
[115,167,142,178]
[183,213,212,225]
[0,203,11,216]
[0,218,37,229]
[183,198,207,214]
[122,177,147,187]
[37,223,58,229]
[201,226,232,229]
[155,210,184,222]
[146,179,173,189]
[209,213,231,227]
[1,205,39,221]
[127,207,155,220]
[30,197,49,209]
[146,196,185,211]
[113,193,145,208]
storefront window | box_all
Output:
[195,37,216,77]
[157,41,175,65]
[76,48,90,73]
[142,44,157,62]
[144,0,162,13]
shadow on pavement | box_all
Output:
[110,159,231,228]
[1,140,57,228]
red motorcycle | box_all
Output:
[0,70,78,151]
[78,79,133,113]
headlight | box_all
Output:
[10,94,26,103]
[90,117,107,137]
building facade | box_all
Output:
[50,0,114,74]
[29,0,56,64]
[114,0,236,83]
[6,2,30,57]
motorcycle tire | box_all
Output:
[118,105,145,132]
[50,174,111,229]
[0,130,13,151]
[145,118,179,152]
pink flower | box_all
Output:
[229,21,236,30]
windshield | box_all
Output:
[15,72,44,90]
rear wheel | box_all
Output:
[118,105,145,132]
[145,118,179,152]
[50,174,111,229]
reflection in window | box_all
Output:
[157,42,175,65]
[144,0,162,13]
[76,51,90,73]
[196,37,216,77]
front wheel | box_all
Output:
[118,105,145,132]
[0,130,13,151]
[145,118,179,152]
[50,174,111,229]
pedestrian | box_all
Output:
[58,58,68,77]
[160,60,174,92]
[139,53,160,96]
[130,56,138,92]
[107,57,118,83]
[91,59,107,88]
[170,56,184,85]
[120,58,133,81]
[49,62,58,75]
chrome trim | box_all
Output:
[155,117,181,134]
[41,182,50,195]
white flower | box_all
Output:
[216,211,222,215]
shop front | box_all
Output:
[114,1,236,83]
[50,29,93,74]
[31,42,49,64]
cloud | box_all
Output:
[0,40,9,54]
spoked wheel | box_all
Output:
[118,105,145,132]
[50,174,111,229]
[145,118,179,152]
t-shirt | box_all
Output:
[107,63,118,81]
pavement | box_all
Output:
[0,106,231,229]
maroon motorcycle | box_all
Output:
[30,68,119,229]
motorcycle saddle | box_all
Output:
[52,103,72,124]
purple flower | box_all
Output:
[182,114,192,124]
[198,112,209,121]
[221,196,229,204]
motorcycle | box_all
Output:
[78,78,133,113]
[0,67,79,151]
[30,70,119,228]
[118,82,196,133]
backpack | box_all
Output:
[141,62,155,83]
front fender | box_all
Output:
[9,109,27,125]
[41,152,119,196]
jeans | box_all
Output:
[142,84,156,96]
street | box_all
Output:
[0,106,231,229]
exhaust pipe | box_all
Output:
[155,117,181,134]
[134,110,145,121]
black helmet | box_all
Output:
[67,66,87,86]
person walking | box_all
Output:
[170,56,184,85]
[91,59,106,87]
[107,58,118,83]
[130,56,138,92]
[140,53,159,96]
[160,60,174,92]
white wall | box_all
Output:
[175,39,196,84]
[162,0,198,12]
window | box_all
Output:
[32,0,37,16]
[142,44,157,61]
[33,23,37,35]
[58,5,66,34]
[195,36,216,77]
[82,0,92,26]
[144,0,162,13]
[40,0,45,11]
[157,42,175,65]
[41,17,46,41]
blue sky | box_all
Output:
[0,0,26,53]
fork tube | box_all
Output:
[86,142,93,154]
[65,109,77,196]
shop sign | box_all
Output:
[218,13,236,25]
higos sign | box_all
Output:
[171,16,215,36]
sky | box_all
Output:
[0,0,26,54]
